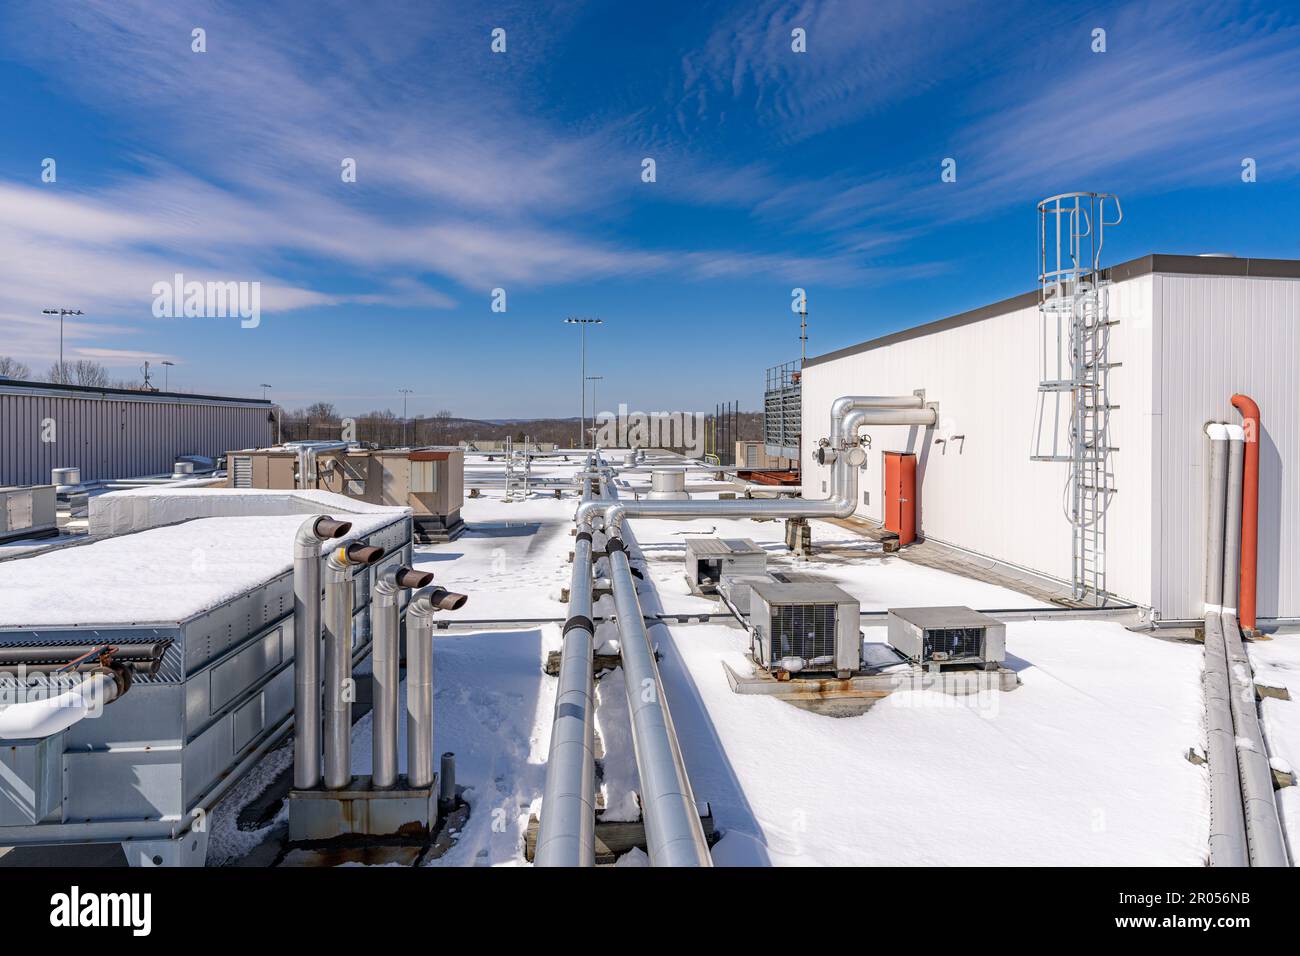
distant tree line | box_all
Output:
[0,355,162,391]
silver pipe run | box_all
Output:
[292,515,352,790]
[371,566,434,789]
[1219,426,1289,866]
[406,585,469,789]
[323,541,386,790]
[605,536,712,866]
[535,457,602,866]
[1203,424,1247,867]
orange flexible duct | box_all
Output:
[1230,394,1260,633]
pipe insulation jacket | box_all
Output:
[0,670,125,740]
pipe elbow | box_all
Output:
[295,515,352,556]
[1231,394,1260,436]
[574,500,604,529]
[603,503,626,532]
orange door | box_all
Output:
[883,452,917,545]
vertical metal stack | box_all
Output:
[1031,191,1123,604]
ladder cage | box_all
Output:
[1030,192,1123,605]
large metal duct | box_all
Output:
[1202,425,1248,867]
[322,542,386,790]
[535,457,602,866]
[292,515,353,790]
[371,566,434,789]
[605,535,712,866]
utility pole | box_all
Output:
[398,387,413,447]
[564,317,602,448]
[42,308,84,384]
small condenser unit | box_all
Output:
[887,606,1006,666]
[748,581,860,677]
[684,537,767,594]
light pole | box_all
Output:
[564,317,602,448]
[398,387,413,447]
[586,375,603,445]
[260,383,272,400]
[161,360,175,391]
[42,308,84,384]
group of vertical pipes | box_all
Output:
[1203,397,1287,867]
[536,395,939,867]
[292,515,466,795]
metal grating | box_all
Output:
[922,626,985,661]
[763,360,801,459]
[770,602,837,663]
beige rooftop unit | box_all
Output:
[226,445,465,542]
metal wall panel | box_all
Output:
[1153,274,1300,621]
[0,384,272,485]
[801,274,1156,608]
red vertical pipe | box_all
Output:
[1230,394,1260,633]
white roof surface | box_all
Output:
[0,513,402,627]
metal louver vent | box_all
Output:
[232,455,253,488]
[922,626,984,660]
[771,602,837,663]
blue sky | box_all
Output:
[1,0,1298,417]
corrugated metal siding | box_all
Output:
[1153,274,1300,621]
[0,387,273,485]
[801,274,1156,607]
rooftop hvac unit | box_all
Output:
[887,607,1006,666]
[749,581,860,677]
[684,537,767,594]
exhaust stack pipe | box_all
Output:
[371,566,434,790]
[406,585,469,789]
[322,541,386,790]
[293,515,352,790]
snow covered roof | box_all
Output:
[0,512,404,628]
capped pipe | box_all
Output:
[322,541,386,790]
[293,515,352,790]
[439,752,457,810]
[371,566,434,790]
[406,585,469,789]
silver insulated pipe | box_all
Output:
[405,585,469,789]
[322,541,386,790]
[293,515,353,790]
[371,566,434,789]
[606,535,713,866]
[535,458,601,867]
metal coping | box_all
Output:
[0,378,272,406]
[804,253,1300,369]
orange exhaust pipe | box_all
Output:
[1230,394,1260,634]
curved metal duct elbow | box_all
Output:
[0,668,129,740]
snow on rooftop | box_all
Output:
[365,467,1213,866]
[0,512,403,628]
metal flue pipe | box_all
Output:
[535,457,601,867]
[322,541,386,790]
[1230,394,1261,634]
[293,515,353,790]
[405,585,469,789]
[371,565,434,789]
[605,535,712,866]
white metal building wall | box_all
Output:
[0,385,273,485]
[801,275,1157,608]
[1153,273,1300,622]
[802,267,1299,622]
